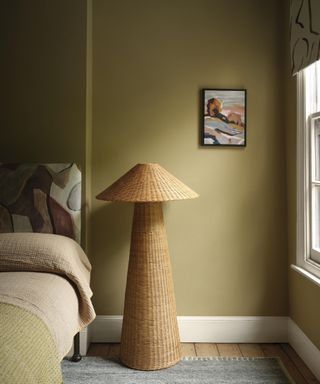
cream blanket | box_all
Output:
[0,233,96,358]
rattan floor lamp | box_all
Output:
[96,163,198,370]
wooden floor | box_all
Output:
[87,343,319,384]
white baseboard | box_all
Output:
[90,316,122,343]
[178,316,288,343]
[66,327,90,357]
[89,315,289,343]
[288,319,320,380]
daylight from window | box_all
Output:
[302,61,320,267]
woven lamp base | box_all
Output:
[120,202,181,370]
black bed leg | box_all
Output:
[71,332,82,362]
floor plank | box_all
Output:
[195,343,219,357]
[181,343,196,357]
[217,343,242,357]
[281,344,320,384]
[87,343,110,356]
[261,344,308,384]
[107,343,121,358]
[239,343,264,357]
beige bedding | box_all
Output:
[0,233,96,359]
[0,272,79,358]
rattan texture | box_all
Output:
[120,202,182,370]
[96,163,199,202]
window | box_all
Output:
[295,61,320,283]
[310,113,320,264]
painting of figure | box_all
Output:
[202,89,246,146]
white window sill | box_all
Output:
[291,264,320,288]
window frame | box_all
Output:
[295,68,320,282]
[310,113,320,263]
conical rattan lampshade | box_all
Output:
[96,163,199,202]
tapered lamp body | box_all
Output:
[96,163,198,370]
[120,202,181,370]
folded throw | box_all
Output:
[0,233,96,330]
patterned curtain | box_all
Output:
[291,0,320,75]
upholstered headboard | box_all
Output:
[0,163,81,243]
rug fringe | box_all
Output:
[181,356,277,361]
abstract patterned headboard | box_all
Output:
[0,163,81,243]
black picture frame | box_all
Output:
[201,88,247,147]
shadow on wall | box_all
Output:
[90,202,133,314]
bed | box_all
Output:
[0,163,96,383]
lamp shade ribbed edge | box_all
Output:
[96,163,199,202]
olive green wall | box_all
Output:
[284,3,320,350]
[0,0,87,164]
[2,0,320,349]
[91,0,289,316]
[0,0,293,321]
[0,0,88,244]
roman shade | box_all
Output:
[291,0,320,75]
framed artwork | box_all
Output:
[201,89,247,147]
